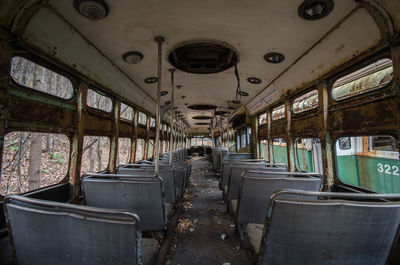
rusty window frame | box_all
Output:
[9,54,76,101]
[330,56,394,102]
[120,102,134,122]
[258,112,267,126]
[272,104,285,121]
[292,89,319,114]
[138,111,147,126]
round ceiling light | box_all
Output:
[231,99,241,104]
[264,52,285,64]
[247,77,262,84]
[188,104,217,110]
[122,51,143,64]
[192,115,212,120]
[238,91,249,97]
[298,0,334,20]
[144,77,158,84]
[160,91,168,96]
[74,0,109,20]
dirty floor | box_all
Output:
[165,157,250,265]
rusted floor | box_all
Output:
[165,157,250,265]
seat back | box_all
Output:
[220,159,267,191]
[5,195,141,265]
[258,190,400,265]
[226,164,287,201]
[82,174,166,232]
[236,174,322,227]
[117,166,176,205]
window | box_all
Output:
[87,88,112,113]
[338,137,351,150]
[293,90,318,113]
[273,138,288,166]
[81,136,110,174]
[10,56,73,99]
[247,127,252,146]
[148,139,154,158]
[240,128,247,149]
[272,104,285,120]
[1,132,70,195]
[259,113,267,125]
[150,117,156,128]
[260,140,269,161]
[120,103,134,121]
[294,138,322,173]
[332,58,393,100]
[118,138,131,165]
[335,136,400,193]
[135,139,145,161]
[138,111,147,125]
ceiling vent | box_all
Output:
[74,0,109,20]
[298,0,334,20]
[169,41,238,74]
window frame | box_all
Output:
[9,54,76,101]
[292,88,319,115]
[330,55,394,103]
[120,102,134,122]
[86,86,114,114]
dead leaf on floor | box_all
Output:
[230,224,235,228]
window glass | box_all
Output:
[150,117,156,128]
[87,88,112,113]
[332,59,393,100]
[338,137,351,150]
[10,56,73,99]
[120,103,134,121]
[148,139,154,158]
[138,111,147,125]
[272,104,285,120]
[273,138,288,166]
[293,90,318,113]
[81,136,110,174]
[135,139,145,161]
[247,127,252,146]
[259,113,267,125]
[335,136,400,193]
[118,138,131,165]
[1,132,70,195]
[260,140,269,162]
[236,134,240,150]
[294,138,322,173]
[240,128,247,149]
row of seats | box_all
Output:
[4,148,191,265]
[213,148,400,265]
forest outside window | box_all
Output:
[1,132,70,195]
[117,138,131,165]
[138,111,147,126]
[120,103,134,121]
[136,139,145,161]
[332,58,393,100]
[81,136,110,174]
[10,56,73,99]
[87,88,113,113]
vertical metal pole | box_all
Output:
[154,36,164,176]
[211,110,215,147]
[169,69,175,165]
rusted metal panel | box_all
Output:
[291,114,320,137]
[83,112,113,136]
[119,121,132,138]
[270,119,286,138]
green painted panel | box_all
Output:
[273,145,288,166]
[356,156,400,193]
[295,148,314,172]
[336,155,359,187]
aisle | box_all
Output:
[165,157,250,265]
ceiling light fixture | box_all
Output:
[247,77,262,84]
[298,0,334,21]
[122,51,143,64]
[160,91,168,96]
[264,52,285,64]
[144,77,158,84]
[74,0,109,20]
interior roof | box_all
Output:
[20,0,397,128]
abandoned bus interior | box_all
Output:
[1,0,400,264]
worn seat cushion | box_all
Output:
[229,199,238,215]
[246,223,264,254]
[142,238,159,265]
